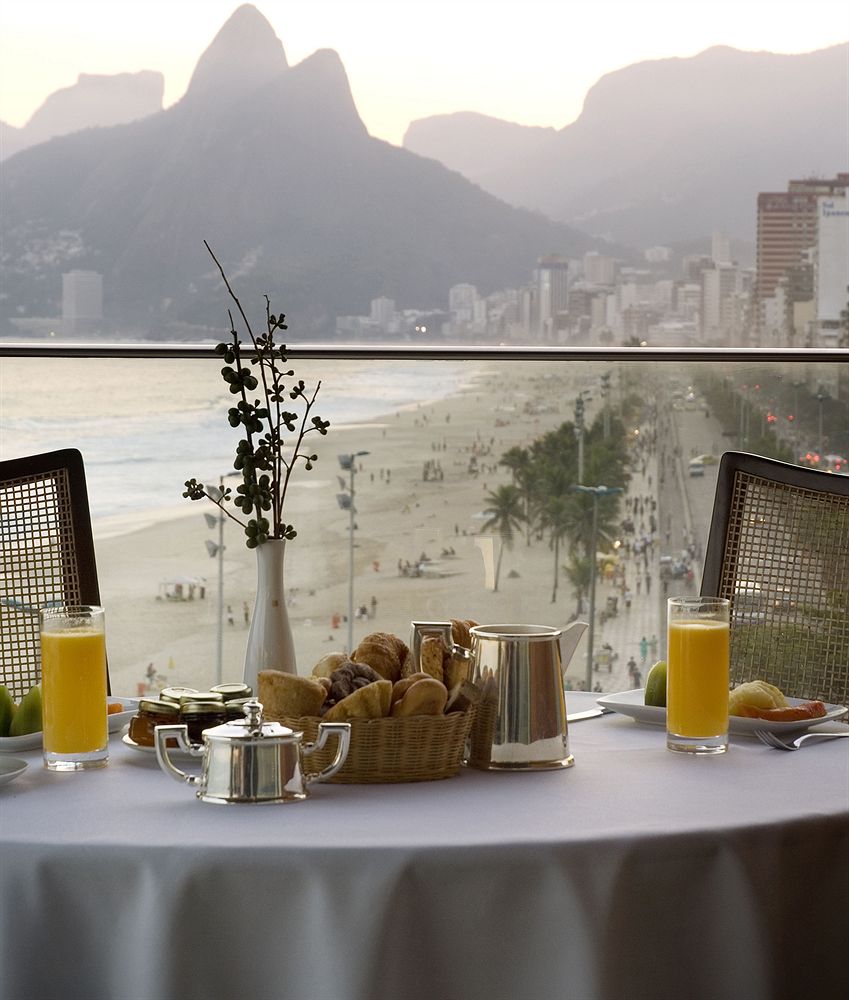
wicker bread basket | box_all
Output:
[284,709,474,783]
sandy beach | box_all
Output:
[94,361,642,696]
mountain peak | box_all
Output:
[185,4,288,103]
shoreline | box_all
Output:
[95,362,602,696]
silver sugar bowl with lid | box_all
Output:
[155,700,351,804]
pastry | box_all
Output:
[326,661,382,705]
[353,632,404,682]
[324,680,392,721]
[419,635,445,683]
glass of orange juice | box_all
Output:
[40,605,108,771]
[666,597,730,755]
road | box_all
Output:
[570,380,729,694]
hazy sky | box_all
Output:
[1,1,847,145]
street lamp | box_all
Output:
[816,384,826,458]
[203,479,226,685]
[572,484,623,692]
[337,451,370,653]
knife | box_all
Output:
[567,707,612,722]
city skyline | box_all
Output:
[1,0,847,146]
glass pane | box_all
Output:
[1,355,846,698]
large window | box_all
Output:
[2,350,846,696]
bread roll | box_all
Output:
[390,677,448,717]
[258,670,327,719]
[391,672,433,706]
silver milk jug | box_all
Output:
[410,620,587,770]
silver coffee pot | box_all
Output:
[411,620,587,771]
[155,700,351,804]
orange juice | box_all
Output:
[41,630,108,753]
[667,620,729,737]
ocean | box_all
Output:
[1,356,474,521]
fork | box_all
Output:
[754,728,849,750]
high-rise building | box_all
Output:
[582,252,617,286]
[813,191,849,348]
[755,174,849,343]
[535,256,570,340]
[370,296,396,331]
[711,231,731,265]
[701,263,741,345]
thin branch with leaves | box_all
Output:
[183,242,330,548]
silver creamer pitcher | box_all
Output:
[410,620,587,770]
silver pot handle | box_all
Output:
[303,721,351,784]
[155,724,203,786]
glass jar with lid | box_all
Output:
[129,699,180,747]
[181,700,228,744]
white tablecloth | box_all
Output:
[1,693,847,1000]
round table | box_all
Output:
[1,692,847,1000]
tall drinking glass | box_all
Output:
[40,605,108,771]
[666,597,730,755]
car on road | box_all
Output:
[688,459,705,477]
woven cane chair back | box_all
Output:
[0,449,102,701]
[701,452,849,705]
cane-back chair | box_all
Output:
[0,449,104,701]
[701,451,849,705]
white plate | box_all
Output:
[0,756,28,786]
[121,732,201,760]
[597,688,848,736]
[0,697,139,753]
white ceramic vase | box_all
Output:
[243,538,296,692]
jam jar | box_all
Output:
[225,697,254,720]
[159,686,199,705]
[129,699,180,747]
[211,682,253,701]
[181,700,228,745]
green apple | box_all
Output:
[0,685,14,737]
[9,684,42,736]
[644,661,667,708]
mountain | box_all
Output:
[0,71,163,161]
[404,44,849,246]
[0,3,605,338]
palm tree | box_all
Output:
[537,492,575,603]
[500,446,536,544]
[564,554,591,617]
[480,484,524,591]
